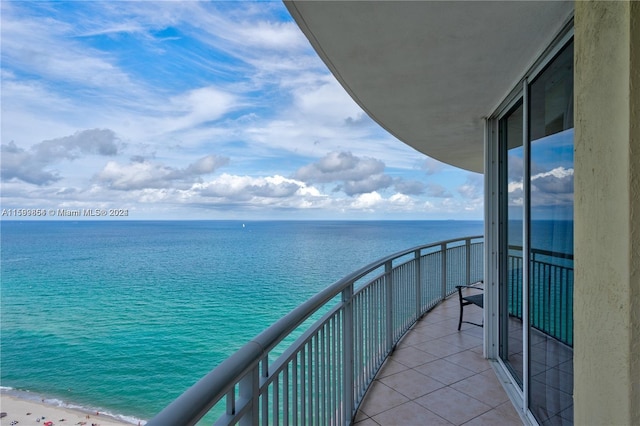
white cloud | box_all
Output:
[1,142,60,185]
[295,151,385,183]
[506,166,573,208]
[1,5,136,92]
[426,183,453,198]
[458,174,483,200]
[192,174,328,208]
[166,86,238,131]
[290,75,363,123]
[508,181,523,192]
[388,193,415,209]
[186,155,228,175]
[532,166,573,182]
[350,192,383,210]
[0,1,483,220]
[340,175,393,196]
[343,191,420,214]
[1,129,120,185]
[95,154,229,190]
[531,167,574,206]
[422,157,447,175]
[458,174,484,214]
[234,20,308,52]
[294,151,430,197]
[393,180,426,196]
[96,161,179,190]
[196,174,300,200]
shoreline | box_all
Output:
[0,392,144,426]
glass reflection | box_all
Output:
[528,41,574,426]
[499,101,524,387]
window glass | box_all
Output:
[528,40,574,426]
[499,101,524,387]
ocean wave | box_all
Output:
[0,387,146,425]
[1,257,30,262]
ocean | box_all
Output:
[0,220,483,423]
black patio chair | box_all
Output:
[456,281,484,330]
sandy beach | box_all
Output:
[0,394,141,426]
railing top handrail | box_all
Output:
[507,245,574,260]
[148,234,483,426]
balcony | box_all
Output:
[147,236,521,425]
[353,293,520,425]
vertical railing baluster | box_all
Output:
[314,333,320,424]
[466,238,471,286]
[441,243,447,299]
[320,326,327,426]
[413,249,422,318]
[342,283,354,424]
[567,269,572,344]
[353,294,359,396]
[262,357,269,425]
[376,283,381,363]
[365,286,370,382]
[354,293,360,395]
[307,339,313,426]
[301,347,306,426]
[333,316,337,423]
[238,365,259,426]
[293,353,298,426]
[331,311,344,425]
[273,373,279,425]
[369,286,375,372]
[226,388,235,419]
[385,261,394,352]
[283,364,289,424]
[262,382,268,426]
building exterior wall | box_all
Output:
[630,3,640,422]
[574,1,640,424]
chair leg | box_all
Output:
[457,288,463,330]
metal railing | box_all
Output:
[507,246,574,346]
[148,236,484,426]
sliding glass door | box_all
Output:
[527,41,574,426]
[496,38,574,426]
[499,101,524,388]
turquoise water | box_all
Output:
[0,220,482,423]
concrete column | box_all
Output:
[574,1,640,425]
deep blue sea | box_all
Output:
[0,220,482,423]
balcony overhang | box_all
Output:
[285,1,573,173]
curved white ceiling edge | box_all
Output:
[285,1,574,173]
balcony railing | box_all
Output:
[507,246,574,346]
[147,236,484,426]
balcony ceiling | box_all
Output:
[285,1,573,173]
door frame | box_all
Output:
[483,21,574,425]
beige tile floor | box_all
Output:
[353,294,523,426]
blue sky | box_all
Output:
[1,1,484,220]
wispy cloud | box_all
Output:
[295,151,385,184]
[95,154,229,191]
[0,1,483,220]
[1,129,120,185]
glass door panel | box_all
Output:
[528,41,574,425]
[499,101,524,387]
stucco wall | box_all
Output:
[630,2,640,422]
[574,1,640,424]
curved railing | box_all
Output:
[148,236,484,426]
